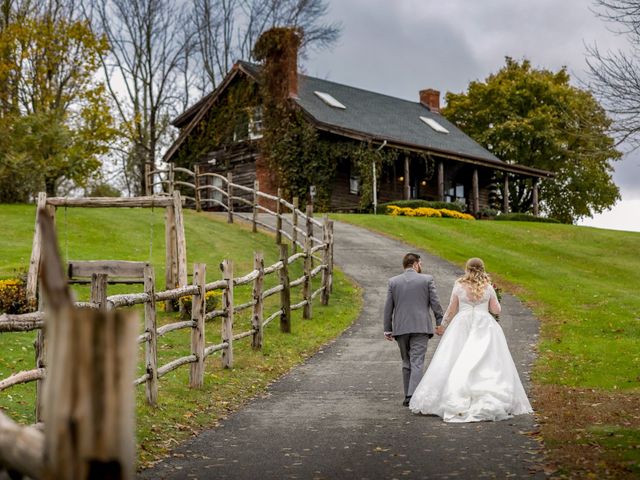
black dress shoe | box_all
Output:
[403,396,412,407]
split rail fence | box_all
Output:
[0,176,334,417]
[146,162,323,254]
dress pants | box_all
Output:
[395,333,429,397]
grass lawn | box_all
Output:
[0,205,361,467]
[333,213,640,478]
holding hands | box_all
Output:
[435,325,445,336]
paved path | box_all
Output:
[140,221,544,479]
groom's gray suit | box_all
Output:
[384,268,444,400]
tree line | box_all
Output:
[0,0,339,201]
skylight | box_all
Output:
[314,91,346,109]
[420,116,449,134]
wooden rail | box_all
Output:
[1,213,335,410]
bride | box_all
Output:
[409,258,533,422]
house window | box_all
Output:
[314,91,347,109]
[420,116,449,134]
[349,175,360,195]
[248,106,263,140]
[445,183,465,203]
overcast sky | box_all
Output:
[301,0,640,232]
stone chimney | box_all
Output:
[253,27,302,99]
[419,89,440,113]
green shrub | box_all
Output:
[0,277,30,314]
[376,199,463,214]
[494,213,560,223]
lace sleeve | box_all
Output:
[442,283,460,327]
[488,284,501,316]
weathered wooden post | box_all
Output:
[172,191,188,290]
[221,260,234,368]
[144,163,152,196]
[303,236,312,319]
[251,252,264,350]
[27,192,50,305]
[90,273,108,310]
[252,180,259,233]
[164,199,178,310]
[292,197,299,253]
[35,290,46,422]
[306,204,314,268]
[144,264,158,406]
[190,263,206,387]
[37,208,137,480]
[275,188,283,245]
[194,164,202,212]
[279,244,291,333]
[321,215,330,306]
[167,162,175,195]
[328,220,334,294]
[227,172,234,224]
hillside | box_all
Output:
[0,204,361,465]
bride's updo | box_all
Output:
[458,258,492,300]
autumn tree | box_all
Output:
[443,58,621,223]
[0,0,116,201]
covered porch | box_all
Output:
[376,151,551,216]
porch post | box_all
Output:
[404,156,410,200]
[532,178,539,216]
[437,160,444,201]
[502,173,510,214]
[472,167,479,216]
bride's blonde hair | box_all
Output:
[458,258,492,300]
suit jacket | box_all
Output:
[383,268,444,337]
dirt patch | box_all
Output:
[535,384,640,478]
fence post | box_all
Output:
[279,244,291,333]
[194,164,202,212]
[90,273,108,310]
[144,163,152,196]
[164,201,177,310]
[292,197,299,253]
[306,204,314,268]
[144,264,158,406]
[321,215,330,306]
[190,263,206,387]
[35,289,46,422]
[168,162,175,195]
[303,236,312,319]
[227,172,234,224]
[275,188,282,245]
[328,220,334,293]
[37,208,137,480]
[252,180,259,233]
[26,192,48,306]
[221,260,234,368]
[173,191,188,290]
[251,252,264,350]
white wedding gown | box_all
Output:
[409,282,533,422]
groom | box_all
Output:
[383,253,444,406]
